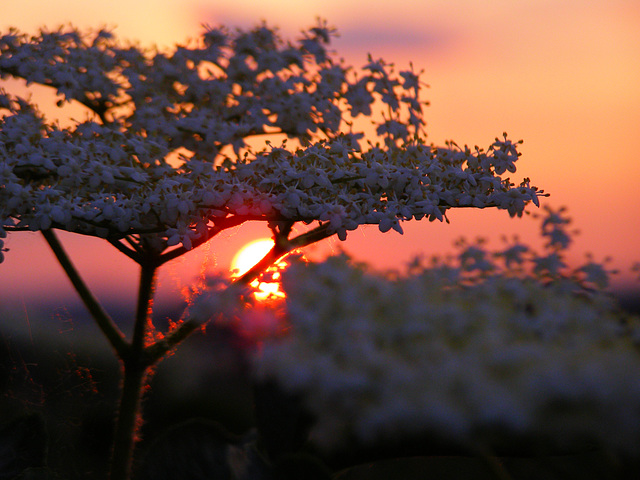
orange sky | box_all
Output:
[1,0,639,314]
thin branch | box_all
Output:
[236,243,290,286]
[41,229,128,357]
[107,238,142,262]
[157,214,255,265]
[2,226,32,232]
[287,222,335,249]
[144,318,201,364]
[68,216,168,237]
[1,65,113,122]
[123,235,144,254]
[236,222,334,286]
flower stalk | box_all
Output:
[41,229,127,356]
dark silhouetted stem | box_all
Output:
[109,360,148,480]
[41,229,127,356]
[109,258,158,480]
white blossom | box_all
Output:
[250,209,640,454]
[0,23,545,261]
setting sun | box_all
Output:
[230,238,275,277]
[231,238,286,300]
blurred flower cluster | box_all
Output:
[249,207,640,454]
[0,23,543,258]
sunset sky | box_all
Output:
[1,0,639,316]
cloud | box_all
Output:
[332,23,459,57]
[192,2,460,60]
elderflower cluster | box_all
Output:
[0,23,544,260]
[252,208,640,454]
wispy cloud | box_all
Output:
[332,23,460,59]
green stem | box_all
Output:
[109,257,158,480]
[41,229,127,357]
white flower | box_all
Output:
[1,22,544,266]
[250,211,640,454]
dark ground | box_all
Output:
[1,288,639,479]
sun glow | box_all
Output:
[230,238,286,300]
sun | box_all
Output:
[231,238,275,277]
[230,238,285,300]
